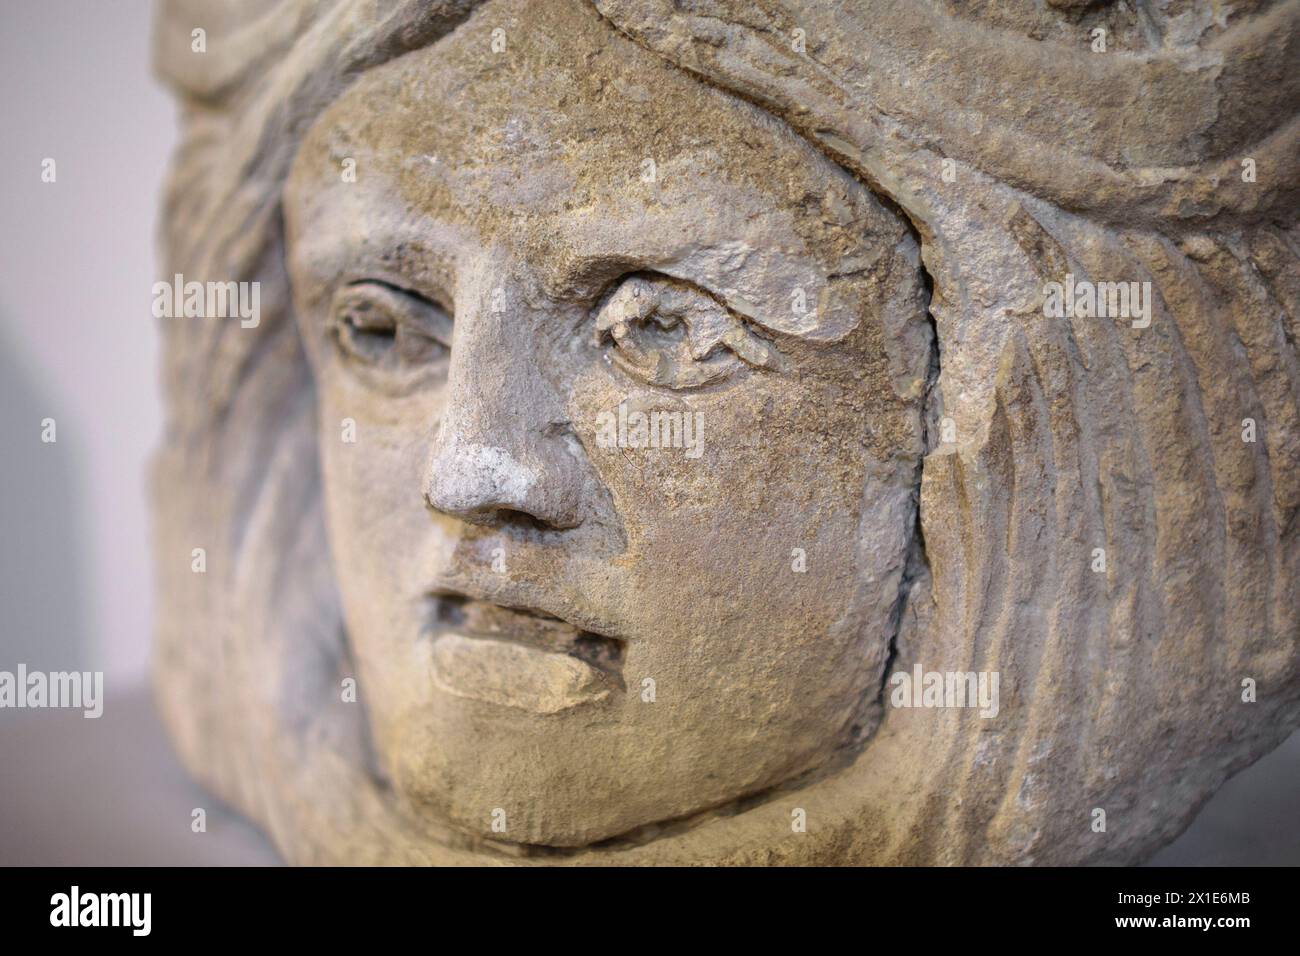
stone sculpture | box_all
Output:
[152,0,1300,864]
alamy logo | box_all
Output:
[0,665,103,718]
[889,664,1000,719]
[152,273,260,328]
[1042,273,1152,329]
[50,886,151,936]
[596,401,704,459]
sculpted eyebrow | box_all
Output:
[542,253,641,301]
[311,233,456,306]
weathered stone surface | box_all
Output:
[152,0,1300,864]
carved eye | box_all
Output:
[330,281,452,370]
[593,274,781,389]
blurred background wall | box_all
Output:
[0,0,171,686]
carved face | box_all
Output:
[284,1,930,847]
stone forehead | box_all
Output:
[303,2,878,223]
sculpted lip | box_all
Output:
[425,594,625,714]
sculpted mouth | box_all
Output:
[425,594,625,714]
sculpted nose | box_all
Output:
[423,422,584,529]
[422,282,587,530]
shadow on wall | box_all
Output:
[0,310,89,670]
[1146,728,1300,866]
